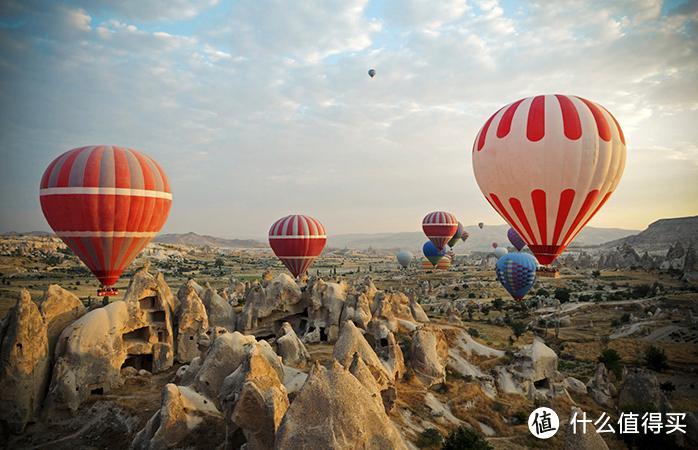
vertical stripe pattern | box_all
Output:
[268,214,327,278]
[472,95,626,265]
[39,145,172,287]
[422,211,459,251]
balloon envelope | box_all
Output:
[422,211,458,251]
[422,241,445,266]
[461,230,469,241]
[269,214,326,278]
[495,252,537,300]
[472,94,626,265]
[494,247,508,258]
[40,146,172,288]
[478,222,484,229]
[492,242,498,249]
[368,69,376,78]
[396,250,413,268]
[507,227,526,251]
[447,222,464,248]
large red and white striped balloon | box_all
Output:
[268,214,326,278]
[472,95,626,265]
[40,146,172,288]
[422,211,458,251]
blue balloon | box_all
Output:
[495,252,537,300]
[422,241,445,266]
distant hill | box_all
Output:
[328,225,638,253]
[602,216,698,252]
[1,231,53,237]
[154,232,266,249]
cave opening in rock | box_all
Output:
[139,296,157,310]
[319,327,328,342]
[123,326,150,342]
[91,387,104,395]
[380,338,389,347]
[122,354,153,372]
[149,311,166,323]
[534,378,550,389]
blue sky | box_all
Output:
[1,0,696,238]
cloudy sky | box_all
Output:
[1,0,696,238]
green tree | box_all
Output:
[554,288,571,303]
[645,346,668,372]
[415,428,442,448]
[510,321,527,340]
[442,427,492,450]
[492,298,504,311]
[598,348,622,378]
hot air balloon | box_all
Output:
[396,250,413,269]
[40,145,172,296]
[461,230,469,241]
[422,258,451,270]
[478,222,484,229]
[495,252,537,300]
[507,227,526,251]
[494,247,508,258]
[447,222,465,248]
[269,214,326,279]
[472,95,626,266]
[368,69,376,78]
[422,211,458,251]
[422,241,445,267]
[492,242,498,249]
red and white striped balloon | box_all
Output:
[422,211,458,251]
[472,95,626,265]
[40,146,172,289]
[268,214,326,278]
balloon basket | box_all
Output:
[97,287,119,297]
[536,267,560,278]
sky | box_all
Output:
[0,0,697,239]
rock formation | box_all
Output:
[0,290,49,433]
[132,383,223,450]
[333,321,391,388]
[46,266,175,412]
[586,363,616,408]
[274,361,408,450]
[202,283,235,331]
[220,346,289,450]
[38,284,86,359]
[563,406,609,450]
[618,369,669,411]
[238,274,304,337]
[175,281,209,363]
[275,322,310,368]
[410,327,448,387]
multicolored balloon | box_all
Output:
[422,211,458,251]
[269,214,326,278]
[472,95,626,265]
[447,222,465,248]
[495,252,537,300]
[40,146,172,294]
[396,250,413,269]
[422,241,445,267]
[507,227,526,251]
[494,247,508,258]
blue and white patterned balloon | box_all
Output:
[495,252,537,300]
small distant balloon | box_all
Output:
[478,222,484,229]
[368,69,376,78]
[396,250,413,269]
[461,230,469,242]
[492,242,498,249]
[494,247,508,258]
[507,227,526,251]
[495,252,537,301]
